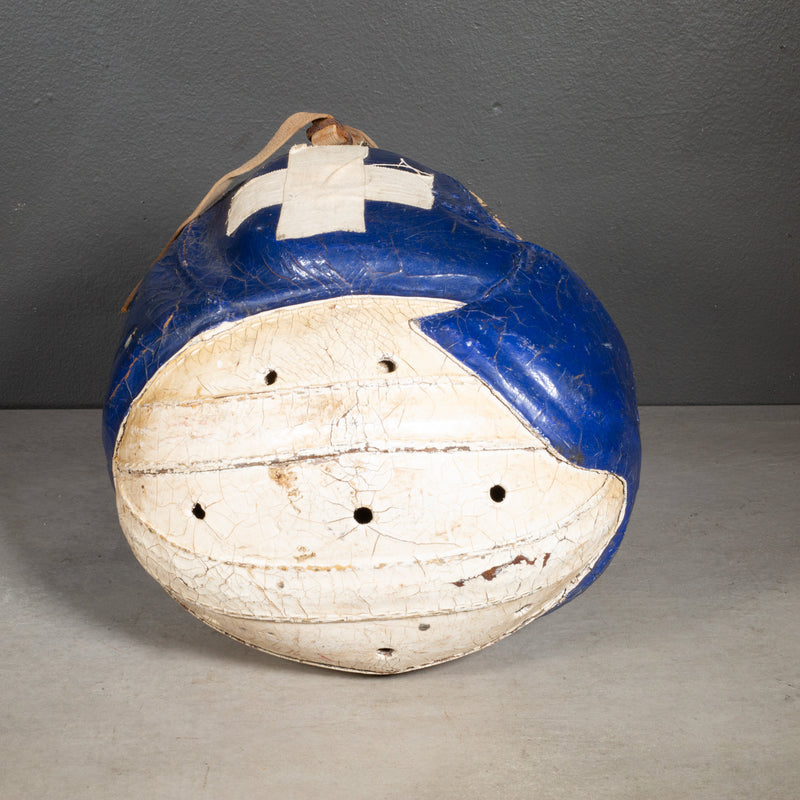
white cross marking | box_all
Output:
[226,145,435,240]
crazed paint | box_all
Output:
[105,144,640,673]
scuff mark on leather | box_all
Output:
[453,553,537,587]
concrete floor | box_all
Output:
[0,407,797,799]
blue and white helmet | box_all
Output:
[105,130,640,673]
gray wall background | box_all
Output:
[2,0,798,407]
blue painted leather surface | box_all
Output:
[104,147,640,604]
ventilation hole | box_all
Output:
[265,369,278,385]
[277,581,285,589]
[377,648,395,657]
[418,623,430,631]
[192,503,206,520]
[377,358,397,373]
[489,484,506,503]
[353,506,373,525]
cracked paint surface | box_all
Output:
[105,146,640,673]
[115,296,625,672]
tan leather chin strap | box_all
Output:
[121,112,376,312]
